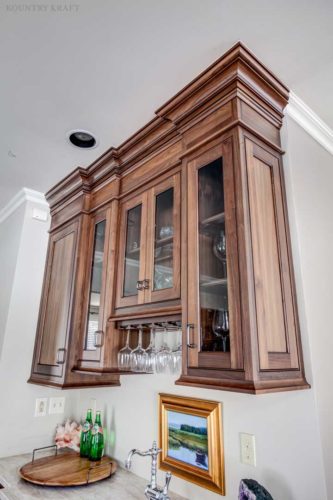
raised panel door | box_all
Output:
[245,138,299,371]
[34,221,78,378]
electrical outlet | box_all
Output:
[35,398,48,417]
[49,397,65,415]
[240,433,256,466]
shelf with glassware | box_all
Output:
[117,322,182,375]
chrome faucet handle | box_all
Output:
[163,471,172,496]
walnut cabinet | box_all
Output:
[29,43,309,393]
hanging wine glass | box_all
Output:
[130,325,147,372]
[145,325,157,373]
[221,310,229,353]
[118,326,132,371]
[155,325,172,373]
[170,328,182,374]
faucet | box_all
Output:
[125,441,172,500]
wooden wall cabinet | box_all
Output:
[29,42,309,393]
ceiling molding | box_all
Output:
[286,91,333,156]
[0,188,48,225]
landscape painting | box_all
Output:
[167,410,209,470]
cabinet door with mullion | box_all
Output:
[115,192,148,309]
[186,139,243,371]
[145,173,181,304]
[79,209,110,365]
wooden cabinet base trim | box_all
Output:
[176,375,310,395]
[28,376,120,389]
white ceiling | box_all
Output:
[0,0,332,209]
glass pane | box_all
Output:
[85,220,106,351]
[153,188,174,290]
[198,159,229,353]
[123,204,142,297]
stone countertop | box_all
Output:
[0,453,186,500]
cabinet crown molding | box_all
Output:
[46,41,290,211]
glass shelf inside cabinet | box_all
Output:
[85,220,106,351]
[153,188,174,291]
[198,158,230,353]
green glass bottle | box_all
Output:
[80,409,93,458]
[89,411,104,461]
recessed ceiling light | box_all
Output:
[68,130,97,149]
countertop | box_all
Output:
[0,453,186,500]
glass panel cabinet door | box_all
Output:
[187,141,242,370]
[123,204,142,297]
[146,173,181,303]
[80,213,108,364]
[85,219,106,352]
[116,192,148,309]
[198,159,229,353]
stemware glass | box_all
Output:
[155,326,172,373]
[212,309,229,352]
[117,326,132,371]
[130,325,147,372]
[170,329,182,374]
[145,325,157,373]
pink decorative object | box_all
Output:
[55,419,82,452]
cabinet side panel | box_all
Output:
[39,231,76,365]
[245,142,287,368]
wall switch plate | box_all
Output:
[240,432,256,466]
[35,398,48,417]
[49,397,65,415]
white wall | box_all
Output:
[73,119,332,500]
[0,199,78,458]
[0,204,25,358]
[282,116,333,497]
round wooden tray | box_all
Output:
[19,450,117,486]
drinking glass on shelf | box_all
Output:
[212,309,229,352]
[155,326,172,373]
[118,326,132,371]
[145,325,157,373]
[130,325,147,372]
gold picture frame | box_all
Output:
[159,394,225,495]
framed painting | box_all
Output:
[159,394,225,495]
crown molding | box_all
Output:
[286,91,333,156]
[0,188,48,225]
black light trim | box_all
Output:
[69,130,96,149]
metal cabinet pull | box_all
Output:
[142,279,149,290]
[56,348,66,364]
[186,324,196,348]
[94,330,104,348]
[136,280,143,291]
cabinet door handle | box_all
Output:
[94,330,104,348]
[56,348,66,364]
[186,324,196,348]
[136,280,143,291]
[142,279,149,290]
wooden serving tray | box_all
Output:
[19,450,117,486]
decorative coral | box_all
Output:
[55,419,82,452]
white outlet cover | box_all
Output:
[240,432,256,466]
[49,397,65,415]
[35,398,48,417]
